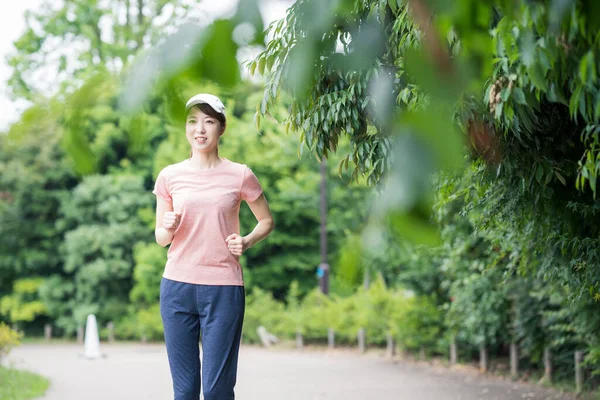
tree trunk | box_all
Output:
[510,343,518,379]
[449,336,457,366]
[575,350,584,393]
[544,347,552,383]
[44,324,52,342]
[479,343,487,373]
[136,0,145,49]
[77,326,84,344]
[125,0,131,31]
[107,321,115,344]
[386,333,395,358]
[92,24,105,63]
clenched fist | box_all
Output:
[225,233,247,256]
[162,212,181,232]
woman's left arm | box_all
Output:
[226,194,275,256]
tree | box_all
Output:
[251,0,471,245]
[45,174,153,332]
[0,278,48,333]
[249,0,600,375]
[252,0,600,240]
[433,162,593,377]
[251,0,422,185]
[0,103,76,309]
[7,0,194,100]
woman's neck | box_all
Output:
[188,152,223,171]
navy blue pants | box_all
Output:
[160,277,245,400]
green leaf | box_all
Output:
[200,20,240,87]
[260,96,267,114]
[121,23,206,112]
[494,101,504,119]
[519,30,535,67]
[579,50,596,86]
[388,208,441,246]
[388,0,398,14]
[266,55,275,71]
[401,109,464,171]
[233,0,266,46]
[512,87,527,105]
[569,85,582,119]
[535,164,544,183]
[254,111,261,131]
[549,0,576,32]
[404,48,465,105]
[579,51,590,83]
[578,90,587,119]
[545,168,553,184]
[555,171,567,186]
[527,64,547,91]
[537,50,552,73]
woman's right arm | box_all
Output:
[155,196,177,247]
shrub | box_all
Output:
[243,287,285,343]
[393,295,443,353]
[112,304,164,341]
[0,323,22,363]
[300,289,332,340]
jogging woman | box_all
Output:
[152,93,275,400]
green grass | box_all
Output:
[19,337,76,344]
[0,366,49,400]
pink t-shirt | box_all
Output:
[152,158,263,286]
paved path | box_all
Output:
[5,343,575,400]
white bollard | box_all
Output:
[84,314,102,359]
[328,328,335,350]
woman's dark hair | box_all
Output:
[189,103,227,127]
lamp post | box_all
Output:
[318,159,329,295]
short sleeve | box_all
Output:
[152,169,172,203]
[241,166,263,202]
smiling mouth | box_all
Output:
[195,137,207,143]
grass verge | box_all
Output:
[0,366,49,400]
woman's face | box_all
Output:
[186,108,224,153]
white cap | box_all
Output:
[185,93,226,117]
